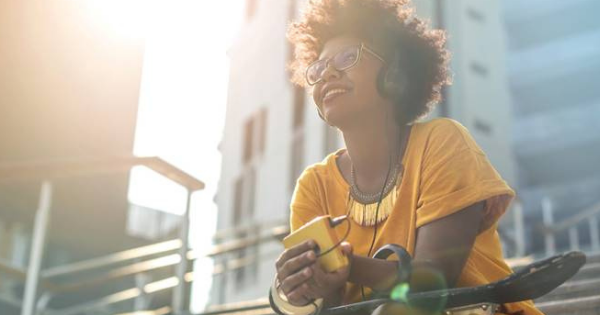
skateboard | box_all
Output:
[323,251,586,314]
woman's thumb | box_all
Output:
[340,241,353,256]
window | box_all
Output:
[233,177,244,226]
[242,108,268,165]
[243,118,254,164]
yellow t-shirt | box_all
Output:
[289,118,542,315]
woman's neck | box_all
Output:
[340,116,407,192]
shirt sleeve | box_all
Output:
[415,119,515,231]
[290,168,326,232]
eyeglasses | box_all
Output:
[305,43,386,86]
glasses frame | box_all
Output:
[305,43,386,86]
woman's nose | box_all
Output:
[321,62,341,82]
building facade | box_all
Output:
[502,0,600,251]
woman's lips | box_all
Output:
[322,88,350,104]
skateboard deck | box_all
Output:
[323,251,586,314]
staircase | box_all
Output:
[534,252,600,315]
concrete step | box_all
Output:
[582,251,600,264]
[536,278,600,303]
[570,262,600,282]
[536,295,600,315]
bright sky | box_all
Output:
[91,0,245,311]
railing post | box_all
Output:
[172,189,193,314]
[569,226,579,251]
[134,270,151,311]
[590,216,599,252]
[22,181,52,315]
[542,197,555,256]
[513,201,526,257]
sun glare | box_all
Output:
[83,0,154,40]
[85,0,246,311]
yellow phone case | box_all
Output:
[282,215,348,272]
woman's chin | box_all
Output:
[322,109,354,128]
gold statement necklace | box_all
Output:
[347,160,404,226]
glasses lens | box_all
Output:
[332,46,360,70]
[307,59,327,85]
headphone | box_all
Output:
[315,51,407,123]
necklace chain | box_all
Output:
[350,161,401,203]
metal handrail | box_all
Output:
[189,225,288,259]
[51,254,182,294]
[0,259,57,290]
[0,258,28,279]
[49,272,195,315]
[0,156,205,315]
[43,239,182,278]
[212,219,287,242]
[0,156,205,191]
[540,200,600,234]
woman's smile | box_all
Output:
[323,88,350,104]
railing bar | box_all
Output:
[0,258,28,278]
[58,288,142,315]
[52,275,186,315]
[0,156,205,191]
[173,189,193,313]
[42,239,182,278]
[51,254,181,293]
[213,220,287,241]
[549,200,600,233]
[569,226,579,251]
[590,216,600,252]
[22,180,52,315]
[542,197,556,256]
[193,226,288,259]
[513,201,525,257]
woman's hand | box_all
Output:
[304,242,352,306]
[275,240,352,306]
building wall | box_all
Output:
[213,0,512,305]
[503,0,600,219]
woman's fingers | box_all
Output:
[286,282,313,306]
[277,247,317,281]
[276,240,317,270]
[279,266,313,294]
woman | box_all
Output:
[272,0,542,314]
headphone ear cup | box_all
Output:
[376,67,389,97]
[378,53,406,99]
